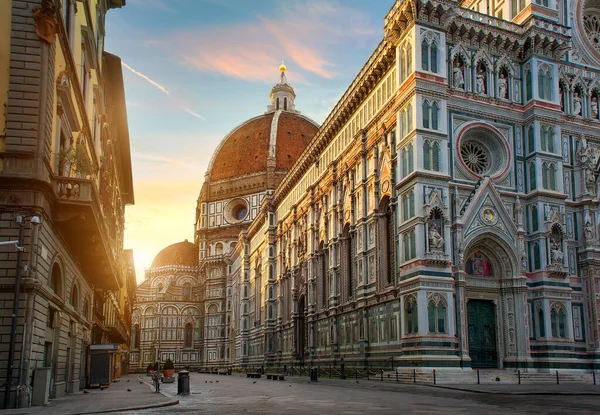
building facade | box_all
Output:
[216,0,600,371]
[0,0,134,408]
[131,241,202,370]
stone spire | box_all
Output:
[266,61,300,114]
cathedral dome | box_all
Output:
[151,240,198,267]
[206,64,319,182]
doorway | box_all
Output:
[467,300,498,368]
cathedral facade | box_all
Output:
[149,0,600,372]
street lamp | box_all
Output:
[3,215,41,409]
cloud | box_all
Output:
[164,1,378,83]
[122,62,170,95]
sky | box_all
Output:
[104,0,395,284]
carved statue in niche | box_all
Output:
[428,225,444,251]
[549,226,564,264]
[453,57,465,90]
[520,248,528,271]
[573,92,582,116]
[592,94,599,119]
[476,62,487,95]
[514,81,520,102]
[579,139,599,195]
[584,213,595,245]
[498,71,508,100]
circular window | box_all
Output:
[575,0,600,63]
[460,141,490,175]
[457,126,509,179]
[224,198,249,224]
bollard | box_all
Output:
[413,368,416,384]
[433,369,436,385]
[556,370,559,385]
[381,370,384,382]
[396,369,399,383]
[477,369,480,385]
[355,369,358,380]
[518,370,521,385]
[594,371,597,386]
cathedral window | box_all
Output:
[542,162,557,190]
[378,197,394,287]
[403,229,416,261]
[540,126,555,153]
[402,190,415,222]
[551,304,567,338]
[276,97,280,110]
[531,205,539,232]
[405,296,418,334]
[527,125,535,153]
[427,294,446,333]
[529,161,537,191]
[531,241,541,271]
[401,144,414,178]
[525,68,532,101]
[422,100,439,130]
[423,140,441,171]
[537,64,553,101]
[421,38,438,73]
[342,224,355,301]
[537,305,546,337]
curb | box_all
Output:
[426,384,600,396]
[76,399,180,415]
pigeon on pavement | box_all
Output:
[127,389,132,392]
[83,390,89,394]
[252,381,256,384]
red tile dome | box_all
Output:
[207,112,318,182]
[151,240,198,268]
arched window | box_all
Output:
[541,126,548,151]
[284,97,288,111]
[83,295,90,320]
[405,296,418,334]
[403,230,416,261]
[183,283,192,301]
[268,286,274,299]
[276,97,280,110]
[531,205,539,232]
[50,263,62,297]
[342,224,354,301]
[528,125,535,153]
[406,104,413,131]
[431,102,439,130]
[422,101,430,128]
[421,40,429,71]
[537,306,546,337]
[268,304,274,320]
[551,305,567,338]
[549,164,557,190]
[421,39,438,73]
[70,283,78,311]
[529,162,537,191]
[423,141,431,170]
[215,242,223,255]
[402,191,415,221]
[538,65,553,100]
[321,242,329,309]
[526,68,532,101]
[432,142,440,171]
[133,324,140,349]
[427,296,446,333]
[184,323,194,348]
[408,144,414,172]
[405,45,412,79]
[532,242,541,270]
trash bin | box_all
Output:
[177,370,190,395]
[310,367,318,382]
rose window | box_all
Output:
[460,141,490,175]
[584,13,600,52]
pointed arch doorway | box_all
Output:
[462,233,521,369]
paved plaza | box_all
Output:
[120,372,600,415]
[2,373,600,415]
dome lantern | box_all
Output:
[266,61,299,114]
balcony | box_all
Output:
[52,175,121,291]
[106,316,129,345]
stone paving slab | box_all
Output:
[0,374,178,415]
[427,383,600,395]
